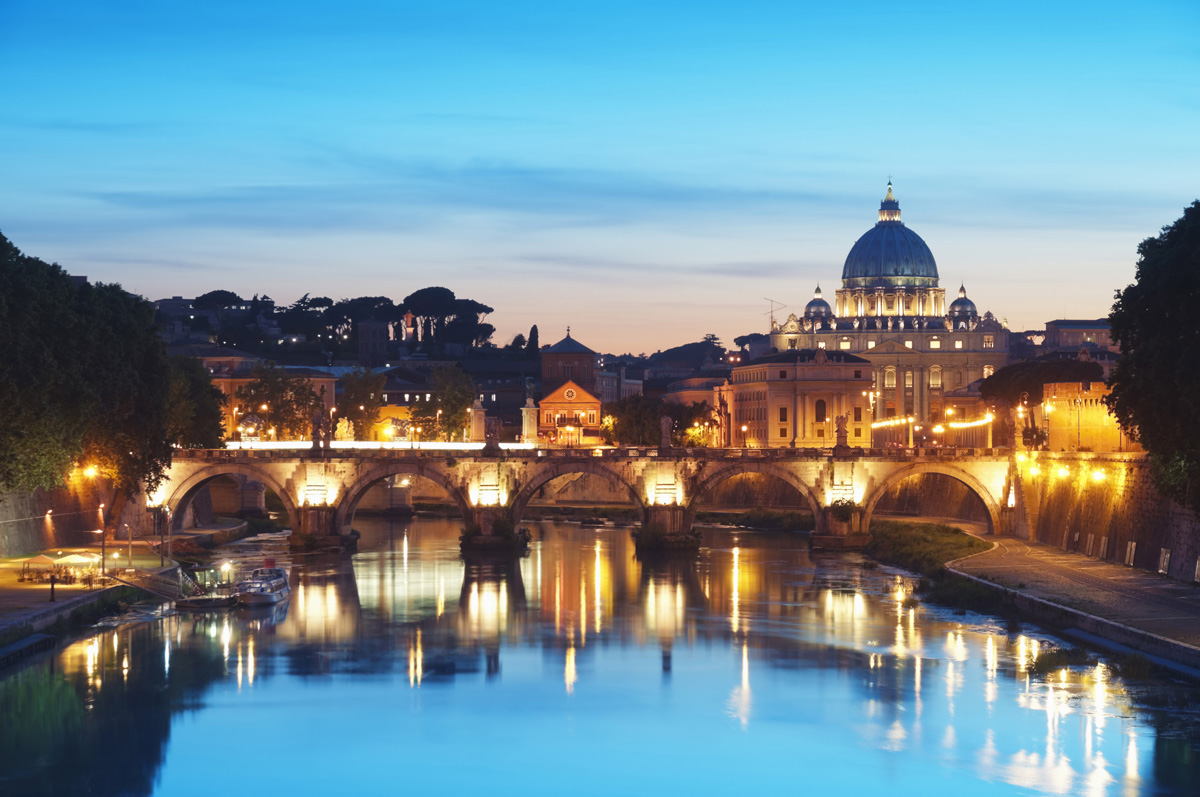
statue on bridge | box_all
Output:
[311,406,329,451]
[660,416,673,450]
[834,414,849,447]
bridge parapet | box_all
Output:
[161,447,1024,548]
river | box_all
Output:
[2,517,1199,795]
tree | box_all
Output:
[166,356,227,448]
[602,395,711,446]
[234,364,322,440]
[403,287,457,343]
[0,231,178,497]
[525,324,540,359]
[193,290,242,311]
[1107,200,1200,511]
[338,368,387,440]
[410,366,475,441]
[980,359,1104,408]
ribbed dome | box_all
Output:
[804,285,833,318]
[947,284,978,318]
[841,182,939,289]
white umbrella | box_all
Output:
[24,554,55,566]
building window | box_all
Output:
[780,427,787,438]
[905,371,913,388]
[816,428,825,438]
[853,407,862,422]
[904,340,913,349]
[817,341,827,349]
[956,371,964,387]
[884,368,896,389]
[779,370,787,379]
[779,407,788,422]
[930,339,941,349]
[929,368,942,388]
[983,335,994,349]
[867,340,876,349]
[788,339,797,350]
[983,365,994,378]
[588,411,596,424]
[839,340,851,350]
[853,370,861,378]
[854,428,862,438]
[814,399,827,423]
[954,340,963,349]
[886,405,896,418]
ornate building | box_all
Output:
[768,182,1009,422]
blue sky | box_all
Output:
[2,0,1197,353]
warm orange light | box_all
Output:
[83,466,98,478]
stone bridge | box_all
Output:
[155,447,1021,544]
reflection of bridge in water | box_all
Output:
[160,447,1019,542]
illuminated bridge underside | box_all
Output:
[160,448,1026,539]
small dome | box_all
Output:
[947,284,978,318]
[804,285,833,318]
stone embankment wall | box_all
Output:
[1019,453,1200,583]
[0,475,151,558]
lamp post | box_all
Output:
[741,424,748,449]
[436,409,443,442]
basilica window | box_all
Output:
[867,340,876,349]
[817,341,826,349]
[929,368,942,388]
[853,407,862,422]
[904,340,913,348]
[929,338,941,349]
[983,335,995,349]
[814,400,827,423]
[954,340,963,349]
[779,407,788,422]
[905,371,913,388]
[884,368,896,389]
[839,340,851,350]
[956,371,964,387]
[788,338,797,350]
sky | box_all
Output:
[1,0,1197,354]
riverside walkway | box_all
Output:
[953,536,1200,646]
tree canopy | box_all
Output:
[338,368,386,440]
[979,358,1104,407]
[1107,200,1200,510]
[409,365,475,441]
[234,364,322,440]
[166,356,227,449]
[0,231,177,495]
[601,395,711,446]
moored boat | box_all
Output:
[234,567,291,606]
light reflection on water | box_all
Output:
[1,517,1198,796]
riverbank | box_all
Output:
[948,536,1200,677]
[862,518,1200,679]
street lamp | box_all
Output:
[436,409,443,441]
[741,424,748,449]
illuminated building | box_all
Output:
[713,348,873,448]
[767,182,1010,422]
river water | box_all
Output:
[2,518,1199,796]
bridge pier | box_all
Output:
[635,505,698,551]
[812,507,870,550]
[300,505,336,538]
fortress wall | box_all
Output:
[1021,454,1200,582]
[0,476,152,558]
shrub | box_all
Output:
[865,520,989,577]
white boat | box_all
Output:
[234,567,291,606]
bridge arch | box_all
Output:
[684,462,825,533]
[862,462,1002,535]
[165,463,302,533]
[510,461,646,525]
[335,462,472,533]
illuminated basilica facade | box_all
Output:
[768,182,1009,423]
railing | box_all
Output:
[176,445,1014,461]
[109,567,183,601]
